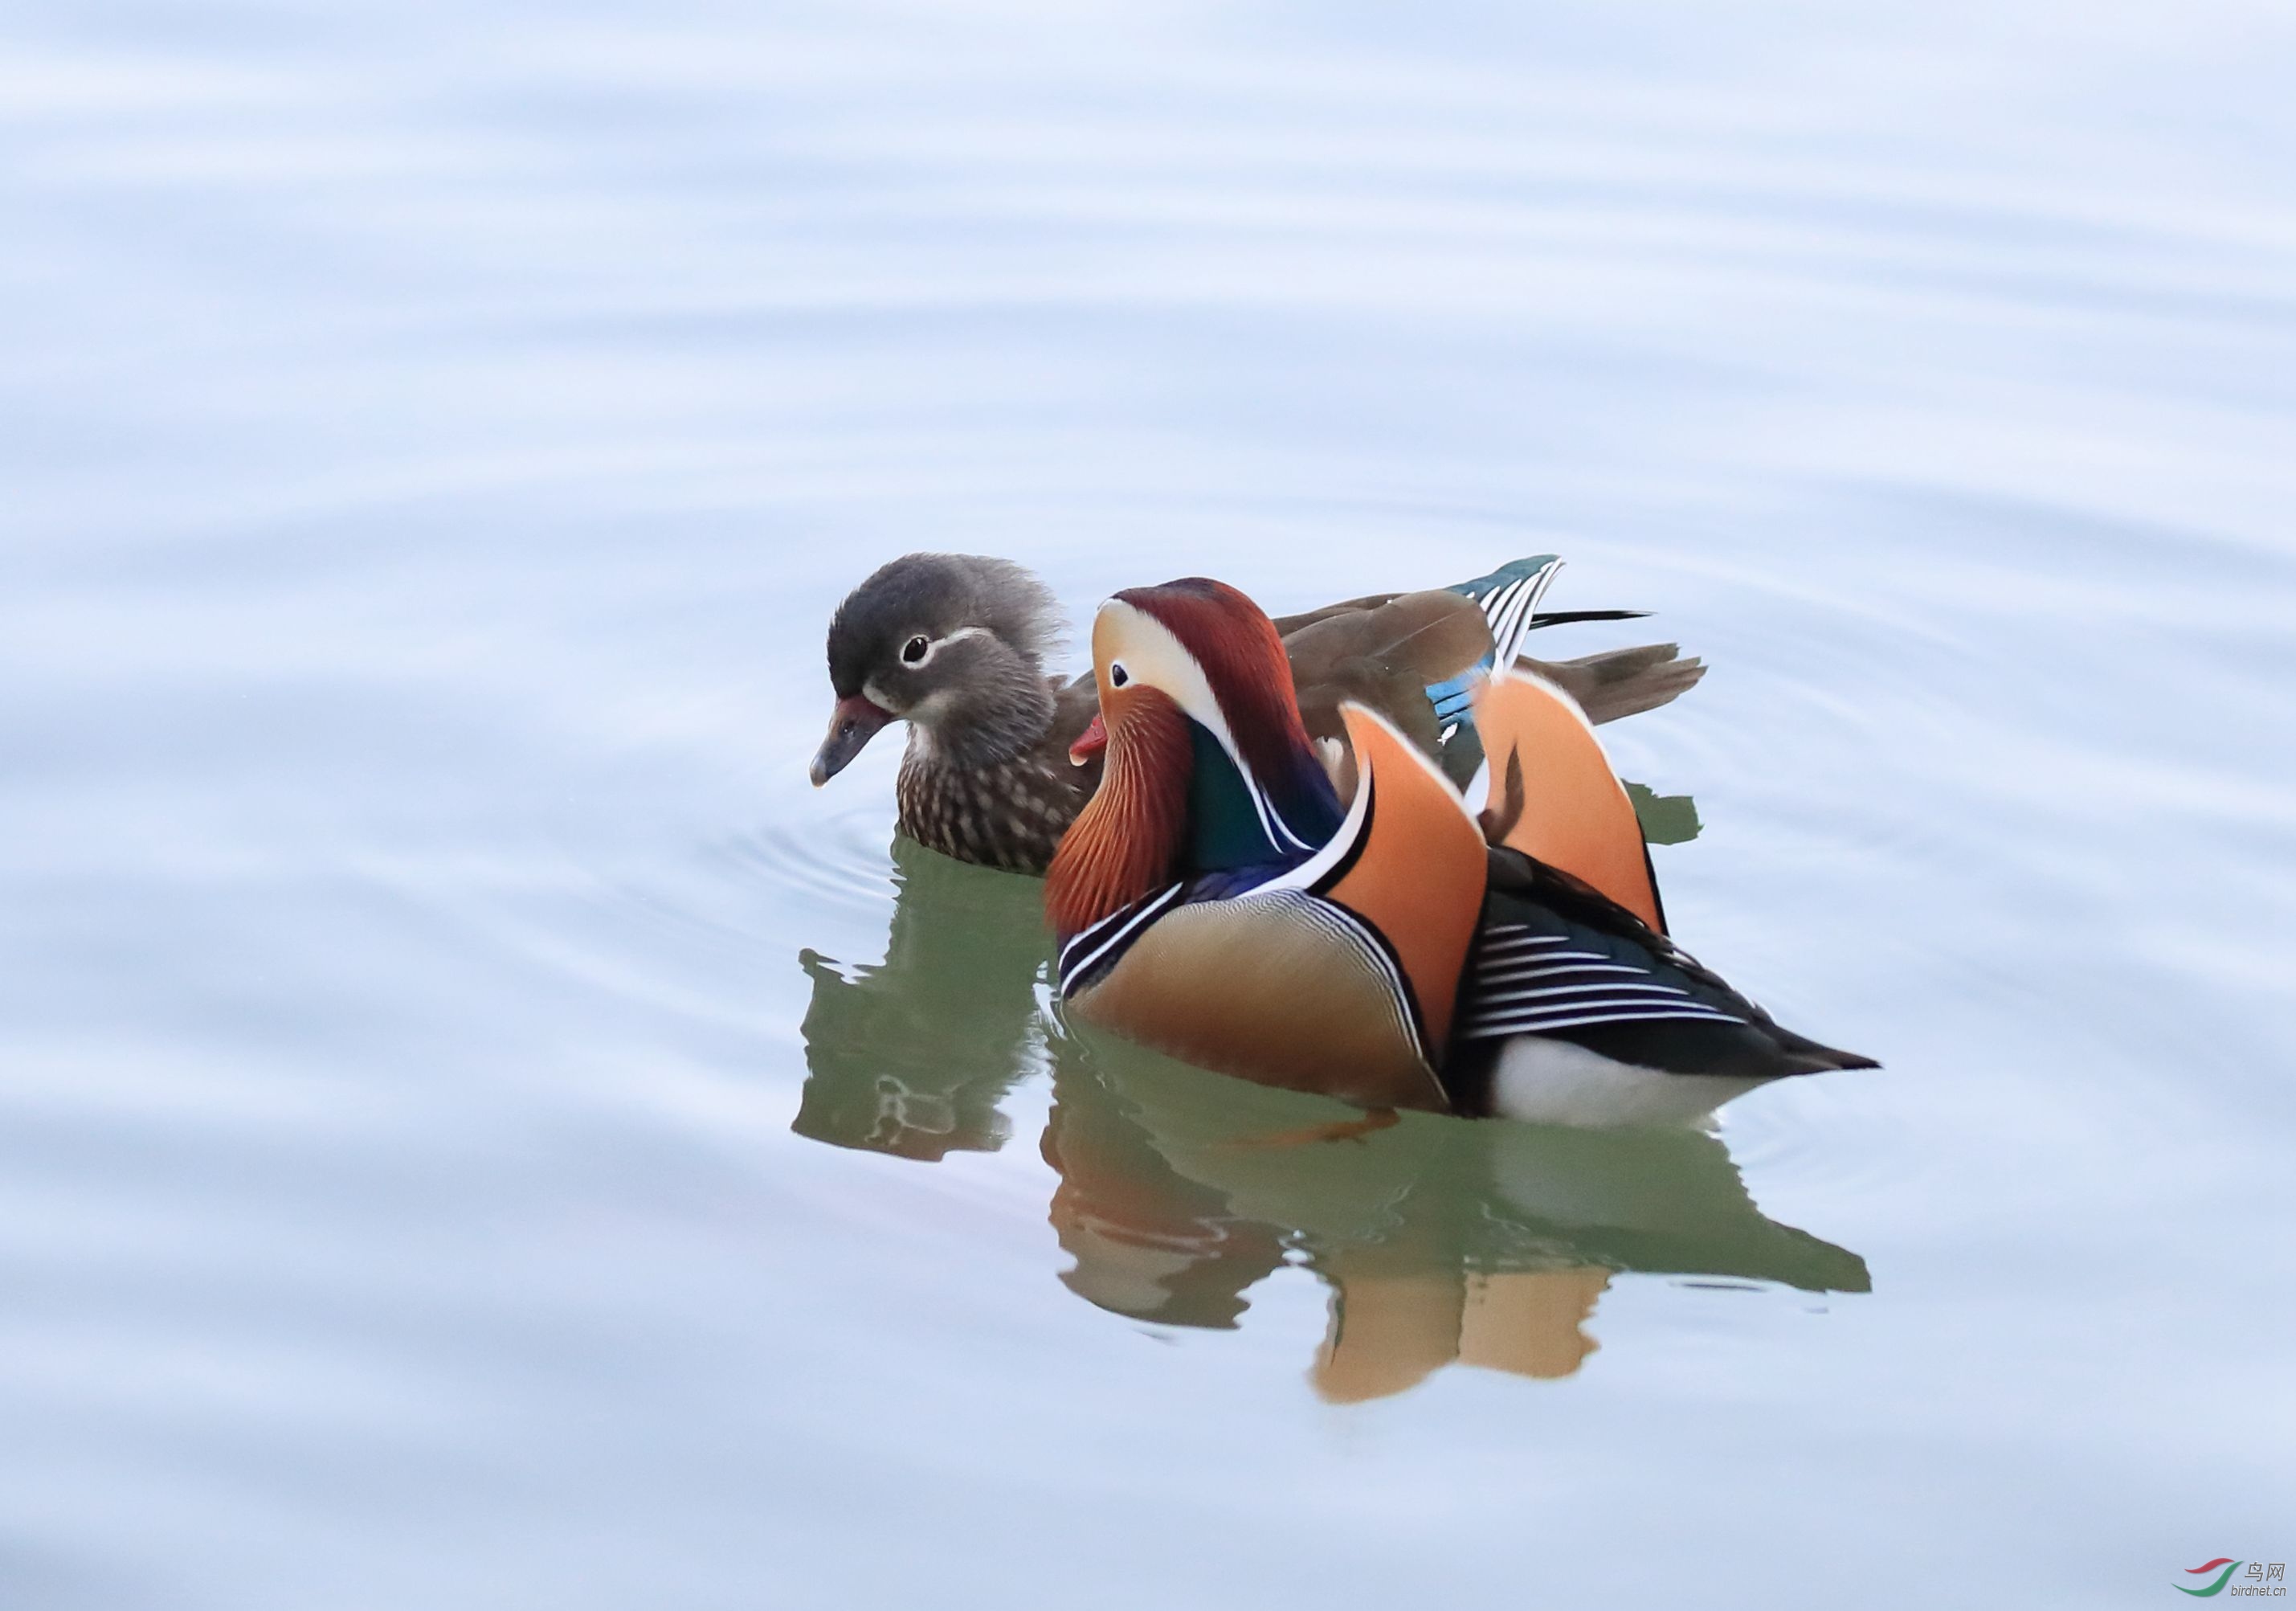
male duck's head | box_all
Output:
[811,553,1064,785]
[1048,578,1344,938]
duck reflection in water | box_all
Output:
[795,824,1863,1403]
[795,836,1051,1160]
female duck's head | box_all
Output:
[1048,579,1344,937]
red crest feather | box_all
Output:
[1120,579,1313,773]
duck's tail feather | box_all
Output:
[1520,643,1706,726]
[1767,1024,1882,1075]
[1524,607,1650,628]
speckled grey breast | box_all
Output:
[895,750,1085,873]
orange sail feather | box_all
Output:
[1472,671,1665,933]
[1325,705,1488,1055]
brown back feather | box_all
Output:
[1281,589,1489,758]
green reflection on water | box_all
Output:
[797,830,1861,1401]
[1628,782,1702,846]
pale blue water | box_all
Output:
[5,2,2294,1607]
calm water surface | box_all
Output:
[5,2,2294,1606]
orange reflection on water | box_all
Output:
[796,836,1865,1403]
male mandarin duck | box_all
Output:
[1044,578,1875,1128]
[809,552,1703,873]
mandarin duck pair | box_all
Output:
[811,553,1698,870]
[811,554,1873,1128]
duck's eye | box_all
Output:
[901,636,930,665]
[1109,661,1130,689]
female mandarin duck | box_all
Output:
[809,552,1702,873]
[1044,578,1875,1128]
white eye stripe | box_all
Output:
[1095,601,1310,853]
[902,626,995,667]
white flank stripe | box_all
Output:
[1058,893,1145,971]
[1461,1005,1745,1035]
[1469,982,1691,1005]
[1479,962,1653,983]
[1305,898,1428,1065]
[1060,884,1183,987]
